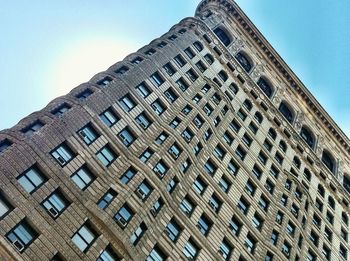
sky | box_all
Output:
[0,0,349,136]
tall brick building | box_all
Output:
[1,0,350,260]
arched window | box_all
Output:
[303,168,311,181]
[254,112,263,124]
[300,126,315,149]
[193,41,203,52]
[229,83,239,95]
[213,27,231,47]
[257,77,274,98]
[328,196,335,209]
[218,70,228,82]
[342,211,349,225]
[293,156,301,169]
[235,51,253,73]
[322,150,336,174]
[268,128,277,140]
[279,140,287,152]
[344,175,350,194]
[243,99,252,111]
[279,101,294,124]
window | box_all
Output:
[245,179,256,196]
[183,238,200,260]
[0,192,12,219]
[0,139,12,154]
[237,196,250,215]
[324,227,332,242]
[197,214,212,236]
[180,195,196,216]
[229,216,242,236]
[165,218,182,242]
[322,150,336,174]
[281,241,291,257]
[244,233,257,253]
[258,151,268,165]
[150,197,164,217]
[130,222,147,246]
[340,244,347,259]
[195,60,207,72]
[52,103,71,117]
[115,66,129,75]
[131,56,143,65]
[136,82,152,98]
[214,144,226,160]
[300,126,315,148]
[145,48,156,56]
[136,180,153,201]
[193,176,207,195]
[270,165,279,179]
[164,88,178,103]
[174,54,186,67]
[286,222,296,237]
[97,76,113,86]
[214,27,231,46]
[119,94,136,112]
[322,245,331,261]
[151,99,166,115]
[275,152,284,165]
[268,128,277,140]
[235,145,246,160]
[265,252,274,261]
[96,145,117,167]
[150,72,165,87]
[276,211,284,224]
[182,127,194,142]
[193,142,203,156]
[184,47,195,59]
[326,211,334,225]
[209,194,222,213]
[71,166,95,190]
[204,159,217,176]
[78,123,98,145]
[193,41,203,51]
[139,148,154,163]
[265,179,275,194]
[230,119,241,133]
[257,77,273,98]
[180,158,192,173]
[168,142,182,159]
[242,133,253,147]
[118,127,136,147]
[157,41,167,48]
[235,51,252,72]
[279,101,294,124]
[155,131,168,145]
[182,104,192,115]
[22,120,44,135]
[237,109,247,121]
[147,245,167,261]
[252,165,262,180]
[186,68,198,82]
[97,246,120,261]
[169,117,181,129]
[176,77,189,92]
[193,114,204,128]
[163,62,176,76]
[328,196,335,210]
[17,166,46,194]
[342,212,349,226]
[97,189,117,210]
[271,230,279,245]
[166,176,178,193]
[168,34,177,41]
[252,212,264,230]
[204,53,214,64]
[72,222,97,252]
[153,160,169,179]
[6,220,38,252]
[120,167,137,185]
[76,89,93,101]
[51,143,74,166]
[99,107,119,127]
[114,204,134,228]
[228,159,239,176]
[219,176,231,193]
[219,238,233,260]
[42,190,69,218]
[135,112,153,130]
[192,94,202,104]
[223,131,234,145]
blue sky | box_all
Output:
[1,0,349,136]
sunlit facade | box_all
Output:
[1,0,350,260]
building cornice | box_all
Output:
[195,0,350,156]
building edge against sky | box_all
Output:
[0,0,350,260]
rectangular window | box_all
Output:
[163,62,176,76]
[193,142,203,156]
[78,123,99,145]
[209,194,221,213]
[165,218,182,242]
[169,117,181,129]
[180,195,195,216]
[131,56,143,65]
[219,238,233,260]
[136,180,153,201]
[97,76,113,86]
[228,159,239,176]
[182,104,192,115]
[97,246,120,261]
[139,148,154,163]
[238,197,250,215]
[147,245,167,261]
[118,127,136,147]
[52,103,71,117]
[0,139,12,154]
[181,127,194,142]
[114,203,134,228]
[130,222,147,246]
[17,166,46,194]
[175,77,189,92]
[72,222,98,252]
[197,214,212,236]
[184,47,195,59]
[135,112,153,130]
[229,216,242,236]
[96,145,117,167]
[71,166,95,190]
[115,66,129,75]
[186,69,198,82]
[76,89,93,101]
[192,176,207,195]
[174,54,186,67]
[41,190,69,218]
[153,160,169,179]
[99,107,119,127]
[183,238,200,260]
[97,189,118,210]
[180,158,191,173]
[136,82,152,98]
[51,143,74,166]
[120,167,137,185]
[150,72,165,87]
[223,131,234,145]
[164,88,178,103]
[168,142,182,159]
[145,48,156,56]
[166,176,179,193]
[22,121,44,135]
[204,159,217,176]
[214,144,226,160]
[155,131,168,145]
[151,99,166,115]
[150,198,164,217]
[119,94,137,112]
[195,60,207,72]
[244,233,257,254]
[219,176,231,193]
[0,192,12,219]
[6,220,38,252]
[235,145,246,160]
[230,119,241,133]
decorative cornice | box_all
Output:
[195,0,350,155]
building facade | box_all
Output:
[1,0,350,260]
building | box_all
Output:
[0,0,350,260]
